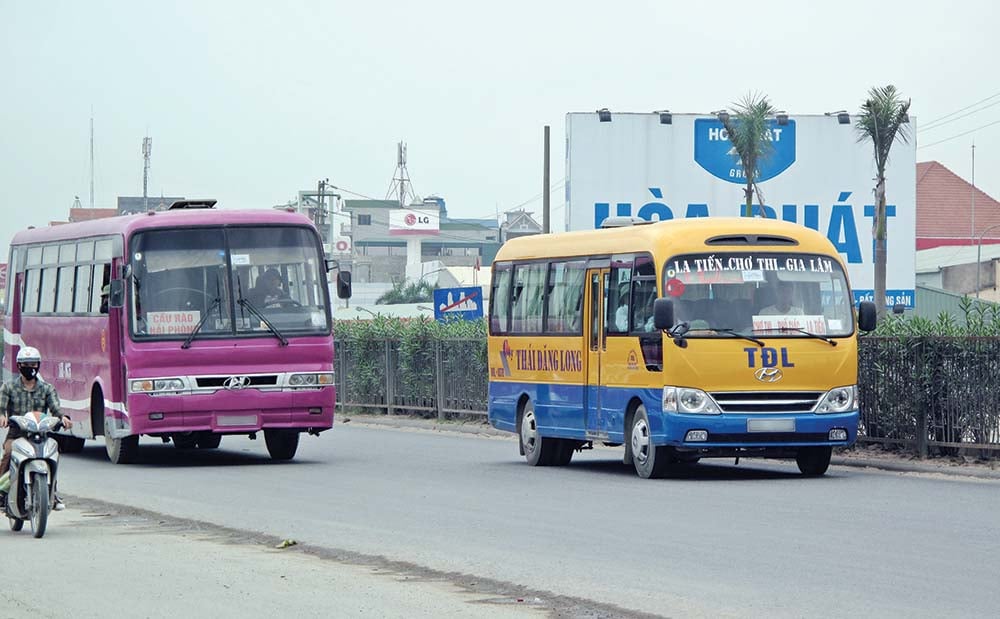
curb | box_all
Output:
[830,456,1000,480]
[339,414,1000,480]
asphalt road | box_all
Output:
[51,423,1000,618]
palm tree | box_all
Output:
[856,85,911,320]
[376,280,435,304]
[718,93,778,217]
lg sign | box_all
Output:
[404,213,431,226]
[389,209,439,236]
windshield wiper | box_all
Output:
[758,326,837,346]
[181,297,222,349]
[237,297,289,346]
[667,323,765,347]
[707,327,766,347]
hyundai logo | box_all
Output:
[223,376,251,390]
[754,367,783,383]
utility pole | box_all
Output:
[317,178,330,244]
[142,136,152,212]
[543,125,550,234]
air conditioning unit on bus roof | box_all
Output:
[168,199,217,210]
[600,216,654,229]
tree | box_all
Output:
[376,280,435,304]
[856,85,911,320]
[718,92,778,217]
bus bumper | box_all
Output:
[125,387,336,435]
[656,410,859,449]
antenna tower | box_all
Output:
[142,136,152,212]
[385,141,418,207]
[89,113,95,208]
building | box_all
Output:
[916,161,1000,250]
[911,161,1000,299]
[344,197,500,284]
[500,208,543,242]
[117,196,185,215]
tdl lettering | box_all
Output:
[744,347,795,368]
[593,190,897,264]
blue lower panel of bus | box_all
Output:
[660,410,859,448]
[489,381,857,448]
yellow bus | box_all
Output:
[487,216,876,478]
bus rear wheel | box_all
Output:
[196,434,222,449]
[264,430,299,461]
[172,434,198,449]
[796,446,832,476]
[630,405,673,479]
[519,401,566,466]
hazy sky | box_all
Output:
[2,0,998,260]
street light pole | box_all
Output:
[975,222,1000,299]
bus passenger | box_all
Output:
[0,347,71,511]
[760,282,803,315]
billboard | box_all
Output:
[389,208,440,235]
[566,112,917,308]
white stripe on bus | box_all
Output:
[3,330,128,418]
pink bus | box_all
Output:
[3,201,351,464]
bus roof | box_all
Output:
[494,217,843,264]
[9,208,316,247]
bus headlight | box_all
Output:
[130,378,185,394]
[662,386,720,415]
[289,373,334,387]
[816,385,857,414]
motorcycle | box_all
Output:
[1,412,61,538]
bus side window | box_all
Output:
[607,254,634,334]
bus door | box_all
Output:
[584,262,609,439]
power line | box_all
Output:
[919,99,1000,132]
[920,91,1000,128]
[918,119,1000,149]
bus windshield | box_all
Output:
[130,226,330,339]
[663,252,854,337]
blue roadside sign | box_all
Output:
[433,286,484,322]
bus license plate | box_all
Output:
[747,418,795,433]
[217,414,259,427]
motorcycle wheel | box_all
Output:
[30,473,49,539]
[9,517,24,532]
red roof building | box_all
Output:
[916,161,1000,250]
[69,207,118,222]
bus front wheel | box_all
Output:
[264,430,299,461]
[104,413,139,465]
[796,447,832,476]
[630,405,673,479]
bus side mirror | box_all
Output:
[336,271,352,299]
[325,258,339,273]
[857,300,877,332]
[653,298,675,331]
[109,279,125,309]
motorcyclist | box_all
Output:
[0,346,71,511]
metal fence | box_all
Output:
[858,337,1000,457]
[335,336,1000,458]
[334,338,488,418]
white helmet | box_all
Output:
[16,346,41,365]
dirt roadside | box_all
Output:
[2,497,655,619]
[340,413,1000,480]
